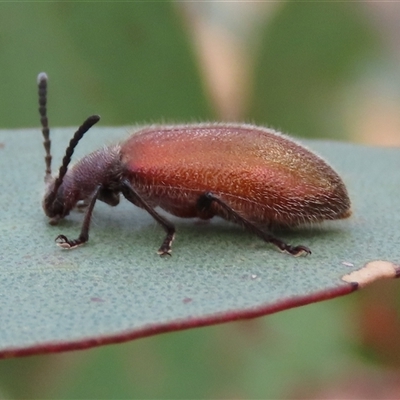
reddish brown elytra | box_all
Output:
[37,72,351,257]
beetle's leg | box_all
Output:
[55,186,101,249]
[120,179,176,256]
[197,192,311,257]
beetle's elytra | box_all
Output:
[37,72,351,257]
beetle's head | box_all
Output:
[42,174,70,224]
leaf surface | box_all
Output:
[0,128,398,357]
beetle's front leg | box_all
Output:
[55,186,101,249]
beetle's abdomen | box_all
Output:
[121,124,351,227]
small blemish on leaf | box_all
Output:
[342,261,354,267]
[91,297,104,302]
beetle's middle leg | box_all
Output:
[121,179,176,256]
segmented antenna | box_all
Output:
[55,115,101,187]
[37,72,51,181]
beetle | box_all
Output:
[37,72,351,257]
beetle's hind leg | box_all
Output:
[197,192,311,257]
[120,179,176,256]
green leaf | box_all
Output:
[0,127,398,358]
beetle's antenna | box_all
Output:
[52,115,101,192]
[37,72,52,182]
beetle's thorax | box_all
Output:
[43,145,123,220]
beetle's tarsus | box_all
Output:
[157,236,174,256]
[283,244,311,257]
[55,234,86,249]
[157,248,172,256]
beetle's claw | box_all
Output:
[284,244,311,257]
[157,247,172,257]
[55,234,83,249]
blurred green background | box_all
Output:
[2,1,400,398]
